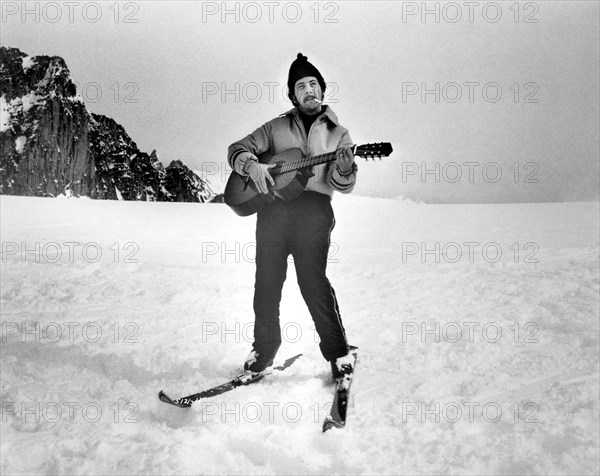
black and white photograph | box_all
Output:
[1,1,599,474]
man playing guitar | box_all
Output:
[227,53,357,380]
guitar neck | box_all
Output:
[273,146,356,175]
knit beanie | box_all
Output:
[287,53,326,103]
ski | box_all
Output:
[323,349,358,432]
[158,353,303,408]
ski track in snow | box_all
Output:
[1,195,598,475]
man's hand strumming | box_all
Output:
[246,160,275,194]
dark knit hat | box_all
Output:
[287,53,326,102]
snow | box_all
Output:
[1,195,598,475]
[14,136,26,154]
[22,92,45,112]
[392,194,424,205]
[1,93,46,128]
[21,56,36,71]
[0,94,11,132]
[56,187,82,200]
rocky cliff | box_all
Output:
[0,46,213,202]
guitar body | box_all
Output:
[223,173,276,217]
[224,148,312,216]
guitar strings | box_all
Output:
[278,151,337,174]
[274,145,382,174]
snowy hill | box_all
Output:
[1,195,598,475]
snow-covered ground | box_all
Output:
[1,194,598,475]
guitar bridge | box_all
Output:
[242,175,250,191]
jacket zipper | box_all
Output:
[295,113,320,159]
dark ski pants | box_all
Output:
[252,191,348,362]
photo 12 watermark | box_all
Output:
[1,401,139,424]
[196,399,336,424]
[201,81,339,104]
[400,2,540,24]
[200,320,322,344]
[199,1,340,24]
[1,321,140,344]
[401,241,540,264]
[400,161,540,184]
[401,321,540,344]
[200,161,232,187]
[200,240,340,264]
[74,81,141,104]
[401,400,539,424]
[1,1,141,24]
[1,241,140,264]
[401,82,539,104]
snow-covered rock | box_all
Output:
[0,46,212,202]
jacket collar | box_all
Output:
[281,105,340,126]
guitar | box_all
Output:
[224,142,393,216]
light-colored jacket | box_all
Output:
[228,106,357,196]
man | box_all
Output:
[227,53,357,380]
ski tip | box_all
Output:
[322,417,346,432]
[158,390,172,403]
[158,390,191,408]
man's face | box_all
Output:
[293,76,323,115]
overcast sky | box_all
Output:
[2,1,598,202]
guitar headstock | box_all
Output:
[354,142,393,160]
